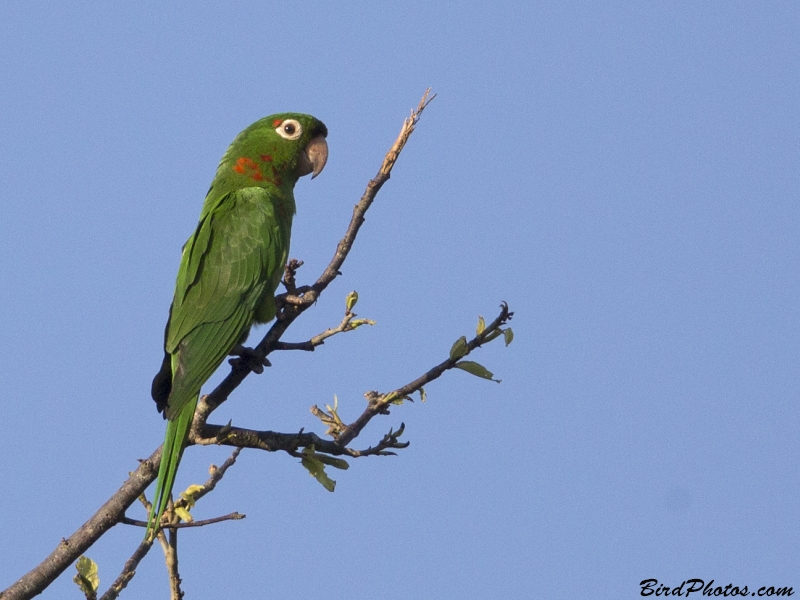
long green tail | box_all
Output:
[145,396,198,540]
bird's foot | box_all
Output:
[228,344,271,374]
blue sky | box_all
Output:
[1,2,798,598]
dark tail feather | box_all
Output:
[151,352,172,416]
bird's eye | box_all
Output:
[275,119,303,140]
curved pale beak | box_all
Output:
[298,134,328,179]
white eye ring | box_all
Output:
[275,119,303,140]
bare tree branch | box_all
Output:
[201,302,512,456]
[0,448,160,600]
[123,513,245,530]
[160,528,182,600]
[321,302,514,447]
[167,447,242,523]
[273,303,375,353]
[97,538,153,600]
[125,447,243,533]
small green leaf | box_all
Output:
[183,484,205,497]
[345,290,359,312]
[174,506,194,522]
[476,315,486,335]
[73,556,99,598]
[419,387,427,402]
[180,484,205,508]
[383,391,412,405]
[504,327,514,346]
[449,336,469,360]
[350,318,376,328]
[313,454,350,470]
[301,448,336,492]
[455,360,500,383]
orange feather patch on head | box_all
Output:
[272,119,283,127]
[232,156,264,181]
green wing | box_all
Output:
[147,186,290,538]
[165,186,289,416]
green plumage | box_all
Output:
[147,114,328,539]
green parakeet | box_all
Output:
[146,114,328,539]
